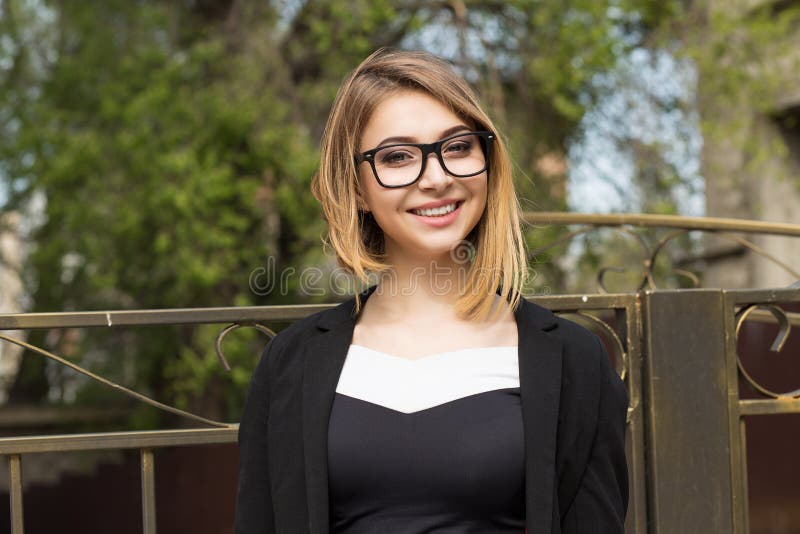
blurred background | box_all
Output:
[0,0,799,532]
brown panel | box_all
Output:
[643,290,735,533]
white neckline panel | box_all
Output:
[335,344,520,414]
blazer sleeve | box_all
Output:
[234,340,277,534]
[561,337,629,533]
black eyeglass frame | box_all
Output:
[355,130,495,189]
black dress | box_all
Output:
[328,344,526,533]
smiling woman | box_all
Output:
[234,49,629,534]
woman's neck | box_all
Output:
[366,254,470,323]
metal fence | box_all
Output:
[0,213,798,533]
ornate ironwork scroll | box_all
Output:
[215,323,276,371]
[734,303,797,398]
[525,212,800,293]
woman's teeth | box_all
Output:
[411,202,458,217]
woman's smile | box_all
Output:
[407,199,464,227]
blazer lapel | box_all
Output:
[302,292,367,534]
[516,298,563,534]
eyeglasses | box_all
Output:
[356,131,494,188]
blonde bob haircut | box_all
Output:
[312,48,528,321]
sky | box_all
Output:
[569,47,705,215]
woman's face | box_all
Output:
[357,90,488,264]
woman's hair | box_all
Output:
[311,48,528,321]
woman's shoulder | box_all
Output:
[517,297,608,363]
[517,297,625,399]
[259,295,359,361]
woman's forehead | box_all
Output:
[359,90,470,148]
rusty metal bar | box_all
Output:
[0,294,643,331]
[742,308,800,327]
[9,454,24,534]
[0,304,335,330]
[0,427,236,455]
[643,290,736,533]
[739,419,751,532]
[621,297,647,534]
[739,398,800,415]
[724,292,749,534]
[141,448,156,534]
[530,293,637,310]
[725,287,800,304]
[524,211,800,237]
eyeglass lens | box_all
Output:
[372,133,487,187]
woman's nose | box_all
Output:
[417,154,452,190]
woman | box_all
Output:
[235,48,628,534]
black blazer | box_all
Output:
[235,290,629,534]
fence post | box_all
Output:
[642,289,739,533]
[9,454,24,534]
[141,448,157,534]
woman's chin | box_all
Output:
[390,244,470,267]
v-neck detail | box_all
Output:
[336,343,520,414]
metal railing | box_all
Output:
[0,296,644,534]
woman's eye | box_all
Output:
[443,140,473,156]
[379,149,417,166]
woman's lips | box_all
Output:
[408,201,463,227]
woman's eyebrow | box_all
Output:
[438,125,472,139]
[374,125,472,148]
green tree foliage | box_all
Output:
[0,0,683,424]
[1,0,327,421]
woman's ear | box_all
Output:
[355,189,371,212]
[354,168,372,211]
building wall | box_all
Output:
[703,0,800,288]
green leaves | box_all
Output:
[1,1,324,419]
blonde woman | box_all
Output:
[235,49,628,534]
